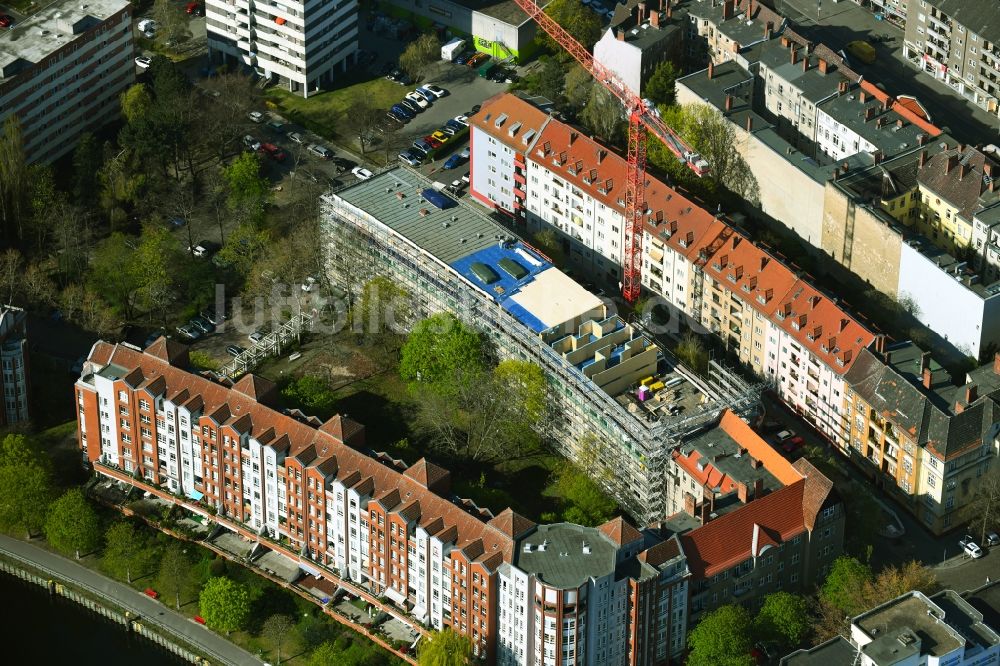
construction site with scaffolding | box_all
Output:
[320,167,764,524]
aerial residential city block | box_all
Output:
[0,0,999,664]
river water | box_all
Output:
[1,572,185,664]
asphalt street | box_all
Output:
[0,534,261,665]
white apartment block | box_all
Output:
[0,306,29,426]
[0,0,134,164]
[206,0,359,97]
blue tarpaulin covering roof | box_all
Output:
[421,188,457,210]
[188,489,204,501]
[451,242,553,332]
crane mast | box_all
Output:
[509,0,709,302]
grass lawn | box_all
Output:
[266,78,403,145]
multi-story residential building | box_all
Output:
[470,92,875,448]
[842,341,1000,534]
[783,586,1000,666]
[205,0,358,97]
[666,410,804,518]
[903,0,1000,116]
[77,337,841,664]
[0,0,134,164]
[322,166,761,526]
[593,0,686,96]
[868,0,908,27]
[0,305,29,426]
[676,456,843,621]
[687,0,779,67]
[913,144,1000,254]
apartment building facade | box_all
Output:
[205,0,359,97]
[0,0,134,164]
[593,0,686,96]
[842,342,1000,534]
[0,306,29,426]
[903,0,1000,116]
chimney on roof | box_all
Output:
[747,0,753,17]
[819,58,829,74]
[882,97,891,112]
[959,143,966,153]
[955,400,966,414]
[753,478,764,498]
[700,501,712,524]
[960,164,970,180]
[746,115,753,132]
[723,0,734,20]
[617,27,625,40]
[838,80,848,95]
[569,131,578,145]
[760,256,769,271]
[764,20,773,39]
[918,133,928,146]
[859,90,868,103]
[780,36,790,48]
[666,3,672,18]
[802,55,809,72]
[750,457,761,469]
[708,61,715,80]
[733,40,740,53]
[725,94,733,111]
[986,163,994,178]
[840,317,850,332]
[865,106,877,122]
[791,47,799,65]
[637,4,645,22]
[920,350,931,373]
[873,333,886,355]
[919,150,927,167]
[994,352,1000,376]
[896,118,904,129]
[737,482,749,503]
[922,367,933,389]
[598,149,607,163]
[650,10,660,27]
[947,154,959,174]
[967,383,978,404]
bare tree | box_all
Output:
[398,33,440,80]
[0,248,23,305]
[0,115,29,242]
[970,465,1000,544]
[343,96,384,156]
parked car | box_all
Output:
[468,104,482,115]
[185,2,203,15]
[0,14,15,28]
[137,18,156,33]
[424,83,448,98]
[453,114,469,127]
[287,131,305,144]
[247,111,264,123]
[143,330,166,348]
[439,126,456,137]
[391,104,415,120]
[386,68,404,82]
[964,541,984,559]
[226,345,246,357]
[775,429,795,443]
[423,136,443,149]
[351,166,374,180]
[414,87,436,104]
[460,147,470,159]
[846,40,877,65]
[301,276,317,292]
[413,138,434,154]
[190,240,220,258]
[409,144,429,159]
[201,308,224,325]
[307,143,334,160]
[985,532,1000,547]
[431,130,450,143]
[177,324,201,340]
[168,217,187,227]
[461,171,470,184]
[190,316,213,334]
[443,154,465,170]
[243,135,261,151]
[249,329,266,343]
[399,150,422,167]
[386,110,407,124]
[134,56,152,69]
[399,99,421,115]
[405,91,429,109]
[265,119,285,133]
[260,142,287,161]
[445,119,465,132]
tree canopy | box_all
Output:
[200,576,251,634]
[542,0,603,52]
[400,313,485,390]
[820,555,874,617]
[44,488,101,559]
[643,61,680,106]
[102,520,151,584]
[755,592,810,647]
[0,434,53,537]
[686,604,755,666]
[553,462,618,526]
[418,628,472,666]
[158,543,193,610]
[399,33,440,80]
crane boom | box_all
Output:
[510,0,709,302]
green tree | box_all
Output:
[0,114,29,242]
[133,223,182,322]
[686,604,754,666]
[200,576,251,634]
[281,375,337,417]
[820,556,873,617]
[530,57,567,105]
[661,103,759,203]
[563,65,594,114]
[755,592,810,647]
[216,222,271,277]
[542,0,602,52]
[89,233,141,319]
[580,85,622,140]
[120,83,153,124]
[262,614,295,664]
[399,313,485,390]
[44,488,101,559]
[531,228,566,266]
[158,543,192,610]
[357,275,413,339]
[0,434,53,537]
[307,642,341,666]
[152,0,191,45]
[102,521,149,584]
[675,330,709,374]
[418,628,472,666]
[399,33,440,80]
[554,465,618,526]
[643,60,680,106]
[71,132,102,208]
[224,151,270,219]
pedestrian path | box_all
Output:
[0,534,260,666]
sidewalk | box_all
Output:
[0,534,261,666]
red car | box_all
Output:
[260,142,286,162]
[185,2,203,14]
[423,135,443,149]
[0,14,14,28]
[782,436,806,453]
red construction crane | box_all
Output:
[510,0,709,303]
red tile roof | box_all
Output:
[85,341,515,568]
[473,93,553,153]
[598,516,644,546]
[859,80,941,137]
[680,479,808,577]
[718,411,803,486]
